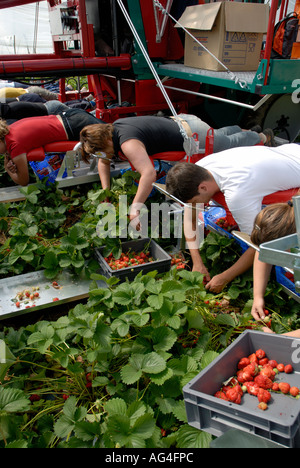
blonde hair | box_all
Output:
[79,123,114,163]
[0,118,9,141]
[250,202,296,246]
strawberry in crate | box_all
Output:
[214,347,300,411]
[285,271,294,282]
[215,216,238,233]
[170,252,189,270]
[48,154,63,171]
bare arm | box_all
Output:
[120,139,157,219]
[97,158,111,190]
[184,203,256,291]
[4,153,30,186]
[206,247,255,293]
[183,206,211,280]
[251,251,273,321]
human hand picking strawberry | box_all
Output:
[251,297,268,321]
[205,273,228,293]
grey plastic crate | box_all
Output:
[183,330,300,448]
[95,238,171,282]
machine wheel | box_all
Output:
[243,93,300,142]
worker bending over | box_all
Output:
[165,144,300,293]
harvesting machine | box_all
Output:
[0,0,299,141]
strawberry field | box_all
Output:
[0,164,299,448]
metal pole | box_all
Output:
[293,195,300,248]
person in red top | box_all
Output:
[0,108,105,186]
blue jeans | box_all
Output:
[45,101,70,114]
[179,114,261,152]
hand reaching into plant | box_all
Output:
[192,261,211,284]
[128,208,141,232]
[204,273,228,293]
[251,297,267,321]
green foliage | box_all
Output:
[0,173,140,279]
[0,175,299,449]
[0,267,263,448]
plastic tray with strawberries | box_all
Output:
[214,347,299,411]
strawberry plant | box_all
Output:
[0,174,139,280]
[1,168,300,448]
[0,267,266,448]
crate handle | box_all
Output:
[210,410,269,433]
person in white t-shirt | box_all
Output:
[165,144,300,292]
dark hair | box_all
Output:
[165,162,213,202]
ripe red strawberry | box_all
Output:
[289,386,299,397]
[284,364,293,374]
[260,365,276,380]
[237,369,253,383]
[272,382,280,391]
[214,391,229,401]
[285,272,294,281]
[277,363,285,372]
[237,357,250,369]
[226,387,242,404]
[235,385,243,396]
[254,374,273,389]
[29,394,41,402]
[257,388,271,404]
[248,353,258,364]
[255,349,266,360]
[258,358,269,366]
[245,381,260,396]
[268,360,278,369]
[243,362,259,377]
[278,382,290,394]
[222,385,233,394]
[16,301,20,308]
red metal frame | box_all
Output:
[138,0,184,61]
[0,56,131,77]
[1,0,293,121]
[263,0,280,86]
[0,0,38,8]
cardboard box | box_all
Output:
[178,2,269,71]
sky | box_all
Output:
[0,1,53,55]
